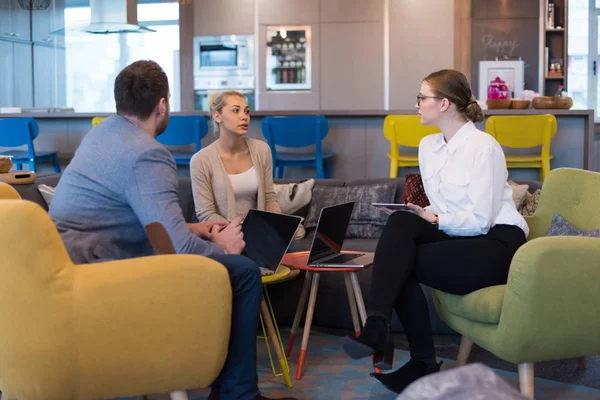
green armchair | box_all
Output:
[432,168,600,399]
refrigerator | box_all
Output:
[266,26,312,91]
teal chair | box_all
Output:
[433,168,600,399]
[0,118,60,172]
[157,116,208,166]
[262,116,333,179]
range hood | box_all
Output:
[52,0,155,35]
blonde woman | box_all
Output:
[190,90,281,223]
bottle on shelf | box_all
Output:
[554,85,565,97]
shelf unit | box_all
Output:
[543,0,568,96]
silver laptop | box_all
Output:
[241,209,302,276]
[307,201,374,268]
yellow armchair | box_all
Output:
[0,199,232,400]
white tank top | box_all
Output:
[228,166,258,220]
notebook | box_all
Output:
[241,209,302,276]
[307,201,374,268]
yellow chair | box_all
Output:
[92,116,107,127]
[145,221,297,390]
[383,115,440,178]
[260,266,299,388]
[0,181,21,199]
[0,199,232,400]
[485,115,557,182]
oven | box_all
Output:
[193,35,254,75]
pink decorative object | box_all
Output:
[487,77,510,100]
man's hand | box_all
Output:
[211,217,245,255]
[188,221,228,240]
[406,203,436,223]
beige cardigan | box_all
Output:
[190,138,281,222]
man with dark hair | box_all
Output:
[50,60,295,400]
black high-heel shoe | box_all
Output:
[342,316,394,370]
[370,359,443,394]
[372,333,394,370]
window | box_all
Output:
[62,0,180,112]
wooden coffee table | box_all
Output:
[281,250,373,380]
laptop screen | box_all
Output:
[307,201,355,264]
[241,209,301,272]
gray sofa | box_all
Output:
[10,174,542,335]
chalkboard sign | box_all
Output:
[471,0,540,97]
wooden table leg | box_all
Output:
[297,272,320,380]
[344,272,361,337]
[286,271,312,357]
[349,272,367,325]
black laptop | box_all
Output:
[241,209,302,276]
[307,201,374,268]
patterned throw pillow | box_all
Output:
[401,173,430,208]
[519,189,541,217]
[305,182,398,239]
[546,214,600,237]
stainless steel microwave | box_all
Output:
[193,35,254,76]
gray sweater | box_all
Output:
[190,138,281,222]
[49,115,225,263]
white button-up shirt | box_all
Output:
[419,121,529,237]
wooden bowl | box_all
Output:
[0,157,12,174]
[486,99,512,109]
[555,96,573,109]
[510,100,531,109]
[532,96,573,109]
[532,96,555,109]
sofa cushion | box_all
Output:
[508,180,529,210]
[519,189,542,217]
[546,214,600,237]
[274,179,315,215]
[401,173,430,208]
[434,285,505,325]
[304,181,398,239]
[11,174,61,211]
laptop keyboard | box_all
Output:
[321,253,364,264]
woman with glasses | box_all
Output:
[343,69,528,394]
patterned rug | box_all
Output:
[145,330,600,400]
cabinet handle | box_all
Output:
[2,32,20,37]
[594,61,597,76]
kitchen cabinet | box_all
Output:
[0,0,31,41]
[259,0,318,25]
[389,0,454,109]
[32,0,65,44]
[320,22,384,110]
[0,39,33,108]
[33,43,66,107]
[320,0,383,23]
[193,0,254,36]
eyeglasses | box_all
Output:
[416,95,444,105]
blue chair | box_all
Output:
[262,116,333,179]
[0,118,60,173]
[157,116,209,166]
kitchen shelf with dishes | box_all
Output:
[543,0,568,96]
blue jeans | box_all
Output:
[209,254,263,400]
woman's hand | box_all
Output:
[188,221,229,240]
[406,203,437,223]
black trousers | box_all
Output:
[368,211,526,363]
